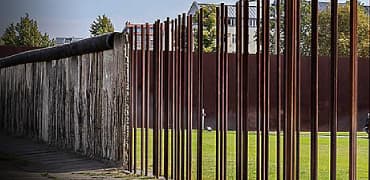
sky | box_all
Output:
[0,0,235,39]
[0,0,368,39]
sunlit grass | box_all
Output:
[132,129,369,179]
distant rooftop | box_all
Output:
[188,1,257,19]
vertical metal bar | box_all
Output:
[141,24,145,176]
[164,18,170,180]
[145,23,150,176]
[276,0,282,178]
[197,8,204,180]
[159,22,164,177]
[243,0,249,178]
[219,4,225,179]
[285,0,298,178]
[256,0,261,178]
[153,20,159,178]
[296,0,301,178]
[311,0,319,179]
[134,25,138,174]
[349,0,358,179]
[282,0,288,179]
[171,19,175,180]
[175,17,180,180]
[330,0,338,179]
[223,5,228,180]
[129,27,134,172]
[262,0,270,177]
[216,6,221,180]
[236,2,242,179]
[186,14,193,180]
[180,14,186,180]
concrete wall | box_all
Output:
[0,33,130,165]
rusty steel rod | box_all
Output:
[262,0,270,177]
[159,22,164,177]
[175,17,180,180]
[219,4,226,179]
[196,8,204,180]
[223,6,228,180]
[285,0,298,178]
[276,0,282,178]
[216,6,221,180]
[164,18,170,180]
[330,0,338,179]
[236,2,242,179]
[349,0,358,179]
[283,0,287,177]
[242,0,249,178]
[186,14,193,180]
[296,0,301,179]
[180,14,186,180]
[134,25,138,174]
[311,0,319,179]
[145,23,150,176]
[171,19,175,180]
[153,20,159,178]
[256,0,261,178]
[220,4,224,179]
[129,27,134,172]
[140,24,145,176]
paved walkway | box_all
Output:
[0,134,149,180]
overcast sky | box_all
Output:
[0,0,368,39]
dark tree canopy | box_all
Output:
[90,15,115,36]
[1,13,54,47]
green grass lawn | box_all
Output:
[132,130,369,179]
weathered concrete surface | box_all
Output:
[0,134,149,180]
[0,33,130,165]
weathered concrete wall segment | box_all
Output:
[0,33,130,165]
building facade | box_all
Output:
[188,1,258,53]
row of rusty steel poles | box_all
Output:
[126,0,361,178]
[284,0,298,179]
[215,3,229,180]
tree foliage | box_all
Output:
[1,13,54,47]
[318,2,370,57]
[89,15,114,36]
[194,5,217,52]
[269,1,370,57]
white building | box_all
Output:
[188,1,258,53]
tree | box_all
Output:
[194,5,217,52]
[265,0,312,55]
[89,15,114,36]
[261,1,369,57]
[318,2,370,57]
[1,13,54,47]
